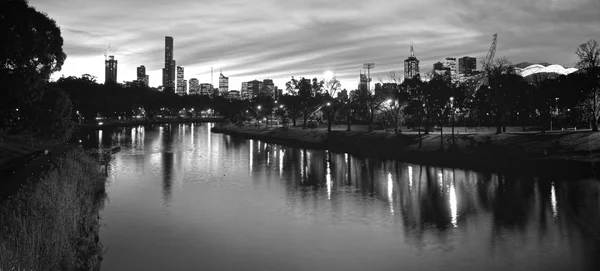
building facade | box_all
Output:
[183,79,187,95]
[404,43,420,80]
[200,83,213,97]
[444,57,457,79]
[162,36,175,92]
[219,73,229,96]
[189,78,200,95]
[136,65,146,85]
[241,82,249,100]
[262,79,275,97]
[105,56,118,84]
[228,90,241,100]
[247,80,262,99]
[176,66,185,95]
[458,56,477,75]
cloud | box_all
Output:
[29,0,600,90]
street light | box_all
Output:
[326,102,331,106]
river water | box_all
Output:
[86,123,599,271]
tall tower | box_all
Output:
[219,72,229,96]
[404,42,420,80]
[163,36,175,92]
[176,66,185,95]
[105,56,118,84]
[137,65,147,85]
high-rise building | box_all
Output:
[176,66,185,95]
[444,57,457,79]
[183,79,187,95]
[105,56,118,84]
[163,36,175,92]
[247,80,262,99]
[200,83,213,96]
[459,56,477,75]
[219,73,229,96]
[228,90,241,100]
[189,78,200,95]
[262,79,275,97]
[358,72,368,91]
[404,43,420,80]
[241,82,249,100]
[144,75,149,86]
[137,65,147,86]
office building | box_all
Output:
[219,73,229,96]
[444,57,457,79]
[176,66,185,95]
[189,78,200,95]
[183,79,187,95]
[200,83,213,97]
[262,79,275,97]
[459,56,477,75]
[105,56,117,84]
[162,36,175,92]
[246,80,262,99]
[241,82,249,100]
[358,72,368,91]
[136,65,147,85]
[404,43,420,80]
[228,90,241,100]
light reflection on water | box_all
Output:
[85,124,600,271]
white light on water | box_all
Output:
[438,171,443,188]
[279,149,284,178]
[388,172,394,215]
[326,151,332,200]
[551,182,558,219]
[450,181,458,227]
[408,166,413,189]
[249,140,253,174]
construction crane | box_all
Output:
[482,34,497,71]
[104,44,111,61]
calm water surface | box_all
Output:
[87,123,600,271]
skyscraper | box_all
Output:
[183,79,187,95]
[404,43,420,80]
[189,78,200,95]
[444,57,457,79]
[176,66,185,95]
[163,36,175,92]
[459,56,477,75]
[137,65,147,86]
[262,79,274,97]
[105,55,117,84]
[241,82,249,100]
[358,72,368,91]
[219,72,229,96]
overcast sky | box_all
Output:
[30,0,599,90]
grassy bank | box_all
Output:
[0,149,106,271]
[212,124,600,177]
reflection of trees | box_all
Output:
[161,125,174,206]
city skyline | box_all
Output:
[30,0,599,90]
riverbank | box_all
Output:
[78,117,225,130]
[212,124,600,178]
[0,148,106,271]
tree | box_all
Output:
[356,87,386,132]
[484,58,516,134]
[1,0,67,131]
[22,86,74,143]
[575,39,600,131]
[321,76,341,132]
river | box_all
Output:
[84,123,599,271]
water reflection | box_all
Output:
[88,124,600,271]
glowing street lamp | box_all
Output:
[326,102,331,106]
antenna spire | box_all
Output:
[410,41,415,57]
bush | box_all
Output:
[0,148,107,271]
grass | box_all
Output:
[0,148,107,271]
[0,135,54,170]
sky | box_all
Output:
[30,0,600,91]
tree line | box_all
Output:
[2,0,599,144]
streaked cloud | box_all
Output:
[29,0,600,90]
